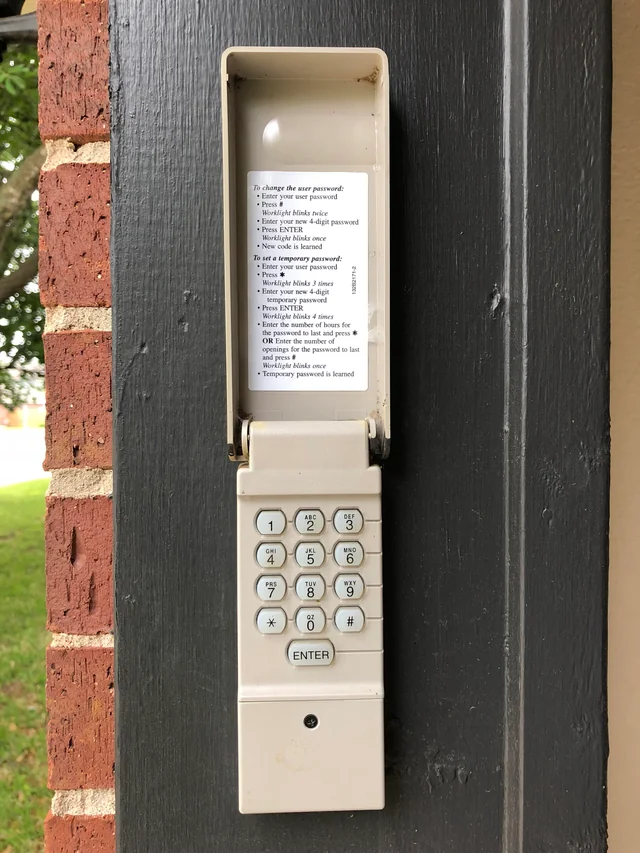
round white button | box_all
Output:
[334,573,365,600]
[333,541,364,567]
[256,510,286,535]
[256,608,287,634]
[333,509,364,534]
[295,607,326,634]
[295,574,326,601]
[256,542,286,568]
[334,606,365,632]
[256,575,287,602]
[295,541,325,568]
[294,509,325,534]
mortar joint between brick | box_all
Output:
[51,789,116,817]
[48,469,113,498]
[49,633,114,649]
[43,139,110,171]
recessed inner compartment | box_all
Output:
[222,49,389,444]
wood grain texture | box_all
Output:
[111,1,610,851]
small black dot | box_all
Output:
[304,714,319,729]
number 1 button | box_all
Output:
[256,510,286,535]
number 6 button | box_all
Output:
[334,541,364,567]
[334,573,364,600]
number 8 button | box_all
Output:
[295,575,326,601]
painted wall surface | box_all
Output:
[609,1,640,849]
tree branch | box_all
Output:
[0,247,38,301]
[0,144,45,232]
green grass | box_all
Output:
[0,480,49,853]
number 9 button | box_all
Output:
[334,573,364,600]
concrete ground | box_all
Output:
[0,427,49,487]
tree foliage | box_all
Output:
[0,42,43,410]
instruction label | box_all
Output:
[248,171,368,391]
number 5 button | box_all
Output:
[295,542,325,567]
[334,541,364,567]
[334,573,364,600]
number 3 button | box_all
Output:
[334,574,364,600]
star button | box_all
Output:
[280,272,285,277]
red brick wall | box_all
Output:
[38,1,115,849]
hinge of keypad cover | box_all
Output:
[234,416,389,464]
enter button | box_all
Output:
[287,640,335,667]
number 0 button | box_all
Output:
[334,574,364,600]
[295,574,326,601]
[256,542,286,568]
[295,542,325,567]
[295,607,326,634]
[256,510,286,536]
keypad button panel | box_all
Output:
[246,498,381,664]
